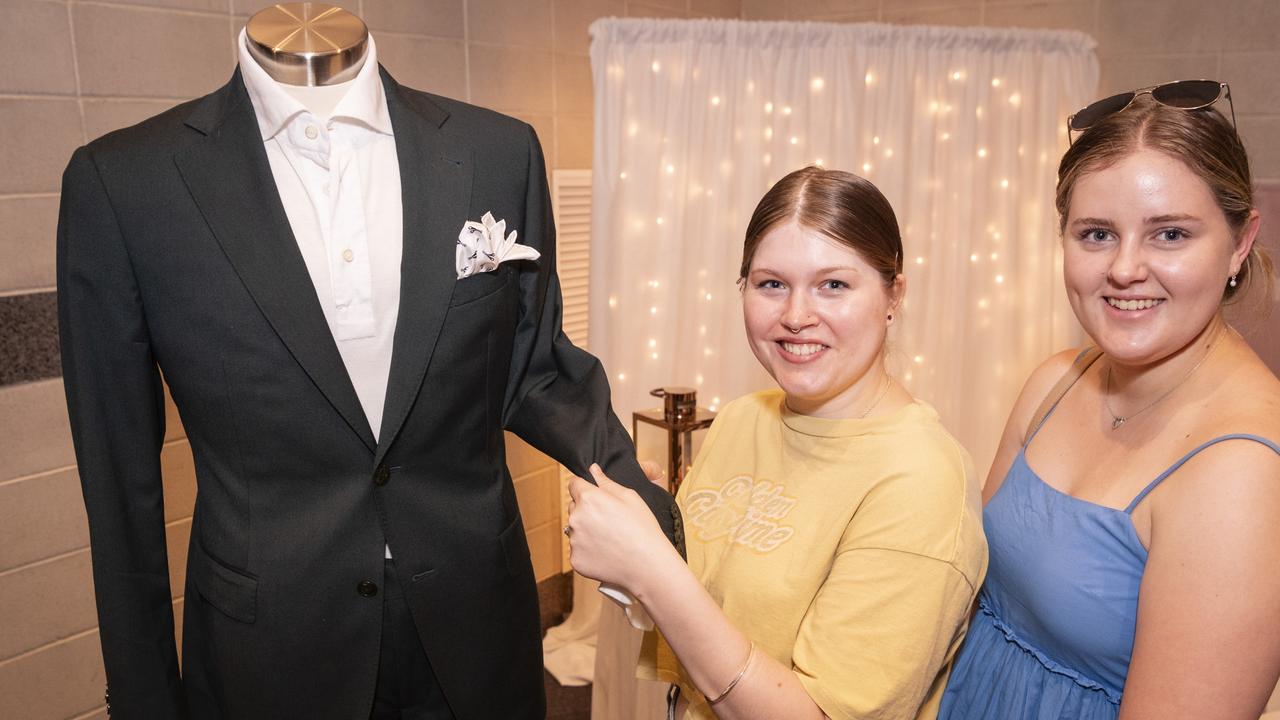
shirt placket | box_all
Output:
[325,127,376,340]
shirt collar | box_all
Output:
[237,28,392,140]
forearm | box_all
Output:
[633,551,827,720]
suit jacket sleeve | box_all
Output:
[57,146,186,718]
[502,125,684,555]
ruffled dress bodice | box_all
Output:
[941,434,1279,720]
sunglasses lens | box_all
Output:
[1150,79,1222,108]
[1070,92,1135,130]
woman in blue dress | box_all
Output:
[940,81,1280,719]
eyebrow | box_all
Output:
[1069,217,1114,228]
[1070,214,1202,228]
[1144,213,1200,225]
[749,266,861,276]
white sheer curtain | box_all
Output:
[589,19,1097,472]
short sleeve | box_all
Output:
[792,548,978,719]
[791,439,986,719]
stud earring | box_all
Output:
[1229,274,1239,288]
[886,313,894,322]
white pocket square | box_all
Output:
[456,211,540,279]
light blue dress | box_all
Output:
[940,368,1280,719]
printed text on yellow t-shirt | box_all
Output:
[683,475,797,553]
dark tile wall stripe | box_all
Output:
[0,291,59,387]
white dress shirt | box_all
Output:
[239,31,402,557]
[238,30,402,443]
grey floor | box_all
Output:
[539,573,592,719]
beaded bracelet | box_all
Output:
[707,642,756,705]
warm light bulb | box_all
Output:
[666,164,675,174]
[995,274,1004,284]
[915,256,924,265]
[790,136,799,145]
[650,306,658,315]
[1008,93,1021,107]
[991,78,1002,87]
[1000,178,1009,188]
[970,253,979,262]
[977,147,988,158]
[764,101,774,114]
[619,171,627,180]
[651,60,661,73]
[648,338,657,348]
[865,71,875,85]
[872,135,880,145]
[811,77,825,91]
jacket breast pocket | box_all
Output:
[449,267,512,307]
[189,539,258,624]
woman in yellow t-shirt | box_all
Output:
[566,166,988,720]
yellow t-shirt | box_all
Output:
[638,390,988,720]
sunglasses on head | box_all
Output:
[1067,79,1235,143]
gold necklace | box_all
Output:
[858,374,892,419]
[1103,328,1223,430]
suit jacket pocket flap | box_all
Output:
[450,267,511,307]
[190,541,258,623]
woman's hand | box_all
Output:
[566,463,678,594]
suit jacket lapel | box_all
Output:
[375,69,473,464]
[174,69,377,453]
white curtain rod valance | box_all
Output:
[589,17,1097,54]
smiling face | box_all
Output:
[743,220,901,418]
[1063,148,1251,366]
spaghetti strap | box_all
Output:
[1123,433,1280,514]
[1024,347,1104,448]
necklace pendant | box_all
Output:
[1111,416,1126,430]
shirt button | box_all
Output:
[342,249,354,263]
[357,580,378,597]
[304,125,319,140]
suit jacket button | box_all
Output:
[373,464,391,486]
[357,580,379,597]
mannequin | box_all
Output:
[56,0,684,711]
[245,2,367,118]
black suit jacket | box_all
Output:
[57,67,682,720]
